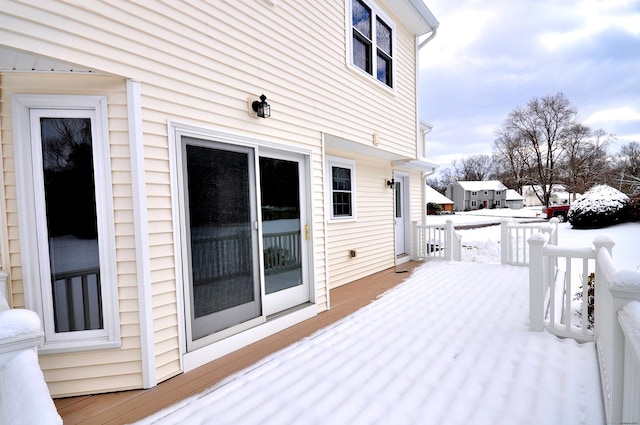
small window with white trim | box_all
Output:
[327,156,356,220]
[12,94,119,354]
[471,200,477,208]
[471,191,478,197]
[349,0,395,88]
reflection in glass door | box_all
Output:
[183,140,261,345]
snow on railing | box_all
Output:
[528,232,640,425]
[0,271,62,425]
[501,217,558,266]
[411,220,461,261]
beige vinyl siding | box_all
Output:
[0,73,144,396]
[326,151,395,288]
[1,0,423,394]
[1,0,419,159]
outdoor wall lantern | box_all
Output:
[252,94,271,119]
[387,178,395,189]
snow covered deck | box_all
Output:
[136,261,603,425]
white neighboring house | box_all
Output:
[446,181,508,211]
[522,185,581,206]
[505,189,524,210]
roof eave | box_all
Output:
[388,0,439,36]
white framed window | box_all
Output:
[471,191,478,197]
[484,190,489,195]
[12,94,120,354]
[471,200,478,208]
[496,190,502,195]
[496,200,502,207]
[348,0,395,88]
[326,156,356,221]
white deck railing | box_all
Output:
[0,271,62,425]
[528,232,640,425]
[411,220,461,261]
[501,218,558,266]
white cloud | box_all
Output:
[539,0,640,51]
[585,107,640,124]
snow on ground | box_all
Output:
[137,263,604,425]
[430,208,640,270]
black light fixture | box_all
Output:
[387,178,395,189]
[252,94,271,118]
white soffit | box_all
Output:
[387,0,439,35]
[0,46,94,73]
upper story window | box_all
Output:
[471,191,478,197]
[327,156,356,221]
[496,190,502,196]
[350,0,394,88]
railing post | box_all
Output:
[445,220,454,261]
[500,219,510,265]
[528,233,546,331]
[548,217,559,246]
[411,221,418,261]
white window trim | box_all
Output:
[496,200,502,207]
[326,156,357,222]
[471,200,477,208]
[12,94,120,354]
[496,190,502,195]
[471,191,478,197]
[346,0,397,91]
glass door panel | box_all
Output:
[259,157,302,295]
[183,140,261,343]
[260,153,309,316]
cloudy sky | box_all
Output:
[418,0,640,174]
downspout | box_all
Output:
[419,27,438,49]
[417,28,438,226]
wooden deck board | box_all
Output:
[54,262,420,425]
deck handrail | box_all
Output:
[501,217,558,266]
[528,230,640,425]
[411,220,461,261]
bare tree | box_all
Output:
[451,154,495,181]
[614,141,640,193]
[561,126,612,196]
[492,131,533,194]
[494,92,578,206]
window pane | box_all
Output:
[353,35,372,74]
[377,53,392,86]
[332,167,351,191]
[376,18,392,55]
[333,192,352,216]
[40,117,103,332]
[352,0,371,38]
[395,181,402,218]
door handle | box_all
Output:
[304,224,311,240]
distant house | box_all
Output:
[522,185,580,206]
[505,189,524,210]
[0,0,439,398]
[446,181,508,211]
[425,185,454,214]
